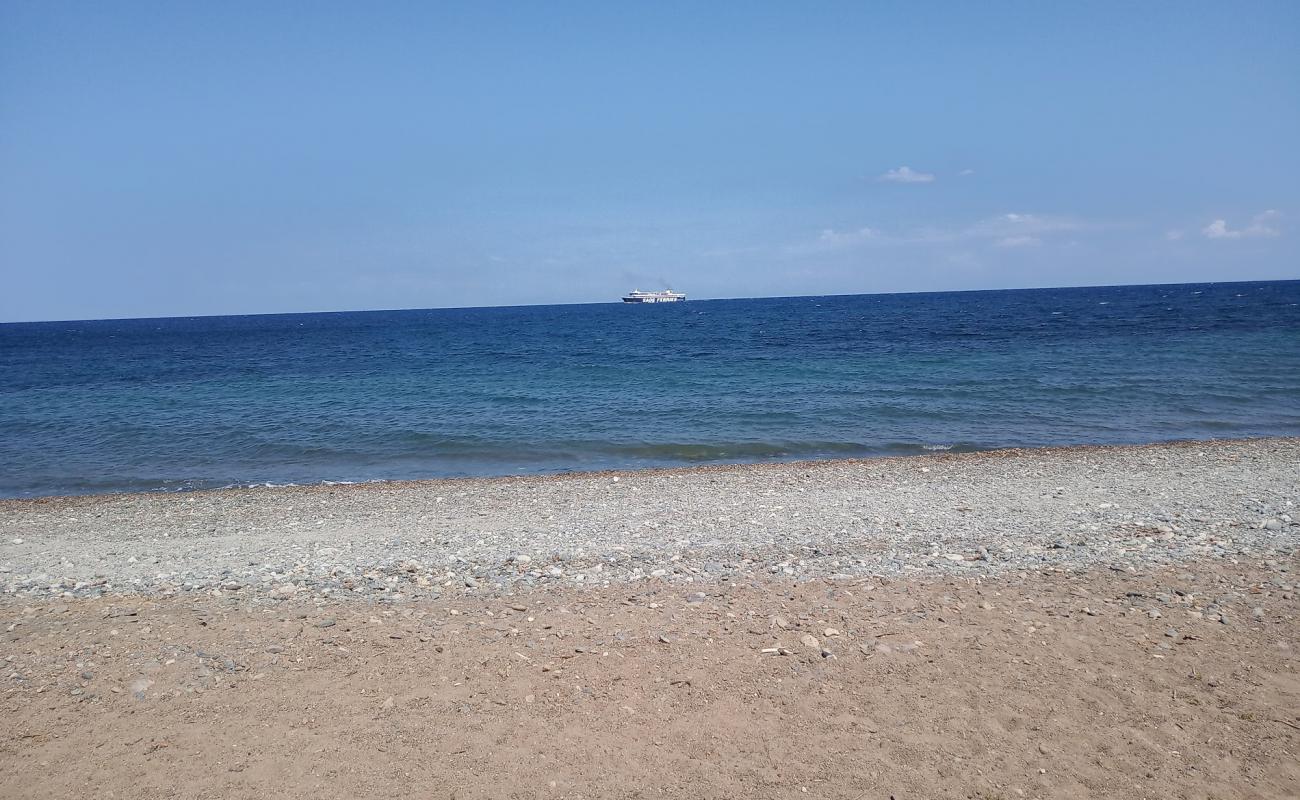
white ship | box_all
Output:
[622,289,686,303]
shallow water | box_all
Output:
[2,280,1298,497]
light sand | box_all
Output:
[1,440,1298,798]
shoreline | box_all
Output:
[5,434,1297,507]
[2,436,1296,602]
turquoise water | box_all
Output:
[1,281,1298,498]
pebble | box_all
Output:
[823,628,841,637]
[800,633,820,650]
[4,439,1296,602]
[315,618,337,628]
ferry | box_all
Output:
[622,289,686,303]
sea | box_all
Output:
[2,281,1298,499]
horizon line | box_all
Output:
[4,276,1297,326]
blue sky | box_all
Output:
[2,1,1297,321]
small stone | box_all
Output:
[774,616,790,630]
[686,592,706,604]
[1147,609,1162,620]
[315,618,336,628]
[658,635,671,644]
[800,633,820,650]
[1252,607,1264,620]
[1082,607,1098,616]
[823,628,841,637]
[1164,627,1178,638]
[820,648,835,659]
[510,604,527,612]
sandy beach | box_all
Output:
[2,439,1298,798]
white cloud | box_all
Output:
[965,212,1084,240]
[785,226,881,254]
[818,226,879,246]
[790,211,1091,255]
[879,166,935,184]
[1165,229,1185,241]
[995,235,1040,248]
[958,168,975,177]
[1202,210,1282,240]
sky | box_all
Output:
[1,1,1297,322]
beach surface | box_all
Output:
[2,439,1298,798]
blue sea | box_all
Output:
[2,281,1298,499]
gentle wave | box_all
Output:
[2,280,1299,498]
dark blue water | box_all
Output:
[2,281,1298,498]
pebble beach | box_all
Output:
[3,437,1297,601]
[2,438,1298,798]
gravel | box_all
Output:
[0,437,1296,602]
